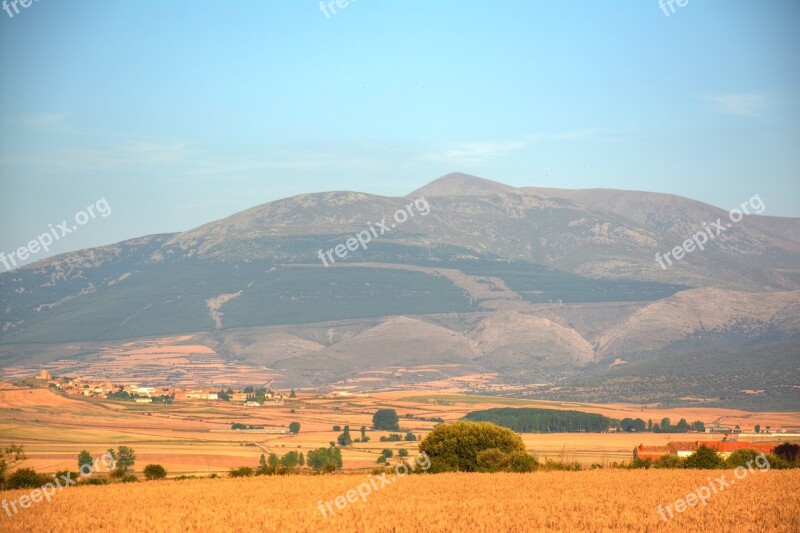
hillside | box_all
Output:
[1,173,798,408]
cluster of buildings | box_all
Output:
[184,390,285,406]
[634,440,778,461]
[37,371,173,401]
[34,370,286,406]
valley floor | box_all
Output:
[2,386,799,474]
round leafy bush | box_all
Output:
[419,421,536,473]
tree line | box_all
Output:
[463,408,707,434]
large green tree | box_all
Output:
[107,446,136,475]
[0,444,26,487]
[306,447,342,471]
[143,464,167,480]
[337,426,352,446]
[372,409,400,431]
[684,445,725,469]
[419,421,537,473]
[78,450,93,472]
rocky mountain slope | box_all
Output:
[1,173,798,408]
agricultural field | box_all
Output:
[1,470,798,532]
[2,385,799,475]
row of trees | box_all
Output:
[230,446,343,477]
[230,421,300,433]
[0,444,171,490]
[463,408,707,434]
[464,408,613,433]
[380,432,416,442]
[619,417,705,433]
[332,409,404,447]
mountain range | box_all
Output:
[2,173,798,409]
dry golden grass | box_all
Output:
[1,470,798,532]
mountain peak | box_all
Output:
[410,172,517,197]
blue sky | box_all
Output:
[1,0,798,264]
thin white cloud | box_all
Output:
[15,113,72,132]
[702,94,765,116]
[427,141,527,165]
[526,130,594,142]
[53,142,191,170]
[427,131,592,165]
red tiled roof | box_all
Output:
[707,441,775,453]
[634,444,669,460]
[662,441,776,454]
[667,441,700,453]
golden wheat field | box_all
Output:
[1,470,798,532]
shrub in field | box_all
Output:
[773,443,800,463]
[762,453,796,469]
[119,474,139,483]
[79,477,110,486]
[0,444,26,488]
[306,447,342,471]
[540,459,582,471]
[373,409,400,431]
[5,468,49,489]
[337,426,352,446]
[627,458,652,469]
[230,467,255,478]
[684,445,724,469]
[144,464,167,480]
[419,421,535,473]
[726,449,761,469]
[508,450,538,472]
[289,422,301,434]
[54,470,80,481]
[653,454,684,469]
[476,448,510,472]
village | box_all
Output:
[31,369,289,406]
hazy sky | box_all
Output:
[1,1,798,265]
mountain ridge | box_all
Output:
[1,173,798,408]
